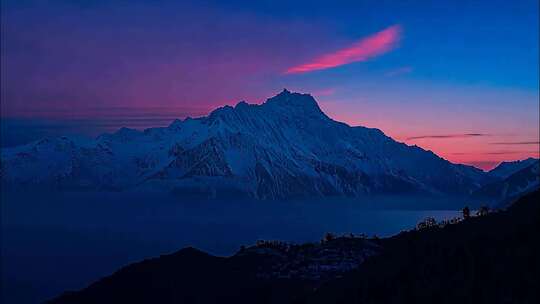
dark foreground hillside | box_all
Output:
[303,189,540,304]
[50,190,540,304]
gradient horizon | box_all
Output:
[1,0,538,170]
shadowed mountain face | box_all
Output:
[473,160,540,207]
[1,90,490,199]
[48,190,540,304]
[487,157,539,179]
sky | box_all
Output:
[1,0,539,170]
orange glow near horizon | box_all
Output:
[318,98,539,171]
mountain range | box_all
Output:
[473,159,539,207]
[487,157,538,179]
[1,90,537,200]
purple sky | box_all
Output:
[1,0,539,169]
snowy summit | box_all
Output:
[1,90,491,199]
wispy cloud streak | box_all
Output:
[484,151,539,155]
[489,141,540,145]
[451,151,538,155]
[285,24,401,74]
[406,133,489,140]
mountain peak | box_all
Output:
[270,88,305,101]
[488,157,540,179]
[204,90,328,123]
[1,89,497,199]
[263,89,325,116]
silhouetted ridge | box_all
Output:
[302,190,540,304]
[49,191,540,304]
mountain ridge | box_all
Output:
[47,190,540,304]
[473,160,540,207]
[1,90,494,199]
[487,157,539,179]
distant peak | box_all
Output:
[192,90,330,125]
[257,90,328,119]
[272,88,298,100]
[235,100,249,108]
[265,89,316,107]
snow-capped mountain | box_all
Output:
[473,160,540,207]
[1,90,490,199]
[487,157,539,179]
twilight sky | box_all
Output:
[1,0,539,169]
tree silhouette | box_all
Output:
[324,232,336,242]
[416,217,437,230]
[462,206,470,219]
[476,205,489,217]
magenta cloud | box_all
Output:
[489,141,540,145]
[406,133,489,140]
[285,24,402,74]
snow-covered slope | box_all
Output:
[1,90,490,199]
[487,157,539,179]
[473,160,540,207]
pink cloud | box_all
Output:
[406,133,489,140]
[490,141,540,145]
[285,24,402,74]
